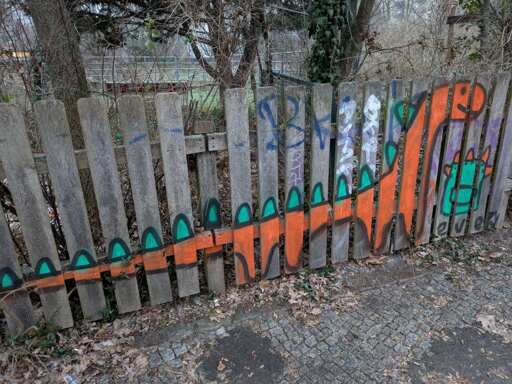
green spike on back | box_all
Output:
[175,216,192,241]
[1,272,14,289]
[35,258,56,277]
[74,252,92,268]
[358,165,374,191]
[311,183,325,205]
[207,203,219,224]
[110,240,130,262]
[286,188,301,210]
[336,175,349,201]
[262,198,277,219]
[236,204,251,225]
[142,228,162,251]
[393,101,415,130]
[385,142,398,168]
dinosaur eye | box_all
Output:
[460,87,467,95]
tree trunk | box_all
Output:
[28,0,89,149]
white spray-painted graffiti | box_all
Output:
[361,94,381,172]
[336,97,357,177]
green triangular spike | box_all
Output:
[175,217,192,241]
[262,198,277,218]
[358,166,374,191]
[111,241,129,261]
[1,273,14,289]
[143,229,161,250]
[236,204,251,225]
[336,175,349,201]
[38,260,51,276]
[311,183,324,205]
[207,203,219,224]
[393,101,416,129]
[286,188,301,210]
[385,142,398,167]
[74,253,92,268]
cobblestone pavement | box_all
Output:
[100,254,512,384]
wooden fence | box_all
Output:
[1,74,512,335]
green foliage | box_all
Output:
[306,0,353,84]
[458,0,482,14]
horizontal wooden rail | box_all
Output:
[0,132,228,178]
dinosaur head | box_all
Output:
[450,81,486,120]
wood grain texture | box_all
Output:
[78,97,141,314]
[486,87,512,229]
[0,204,35,335]
[394,79,431,250]
[469,73,511,233]
[155,93,200,297]
[353,82,382,260]
[225,88,255,284]
[118,95,172,305]
[284,86,305,272]
[309,84,332,268]
[331,82,358,264]
[256,86,280,279]
[194,122,225,293]
[450,76,491,236]
[374,80,405,254]
[0,104,73,328]
[35,99,107,320]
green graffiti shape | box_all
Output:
[336,175,349,201]
[142,228,162,251]
[73,251,93,269]
[204,199,221,229]
[110,239,130,262]
[384,142,398,168]
[173,214,193,242]
[286,187,301,211]
[358,165,374,192]
[393,101,416,130]
[35,258,56,277]
[441,158,488,216]
[262,197,278,219]
[1,271,14,289]
[235,204,251,225]
[311,183,325,205]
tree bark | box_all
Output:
[28,0,89,149]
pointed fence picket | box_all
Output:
[2,73,512,335]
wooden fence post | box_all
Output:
[78,97,142,314]
[155,93,200,297]
[331,82,357,264]
[225,88,255,285]
[309,84,332,268]
[194,121,225,293]
[284,86,305,273]
[36,99,107,320]
[353,82,382,259]
[0,104,73,328]
[0,204,35,335]
[256,87,281,279]
[118,95,173,305]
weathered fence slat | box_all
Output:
[36,100,107,320]
[118,95,173,305]
[309,84,333,268]
[485,87,512,229]
[256,87,281,279]
[194,122,225,293]
[0,204,35,335]
[225,88,255,284]
[469,73,511,233]
[394,79,431,250]
[450,76,492,236]
[331,83,357,264]
[415,77,450,244]
[0,104,73,328]
[156,93,200,297]
[432,79,475,239]
[374,80,405,254]
[78,97,141,314]
[284,86,305,272]
[353,82,382,259]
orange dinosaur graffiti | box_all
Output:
[374,81,487,253]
